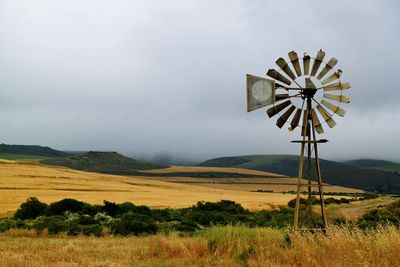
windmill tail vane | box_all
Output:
[246,49,351,230]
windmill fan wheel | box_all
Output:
[260,49,351,135]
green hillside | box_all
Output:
[199,155,400,194]
[344,159,400,173]
[0,144,69,158]
[41,151,167,175]
[0,153,51,161]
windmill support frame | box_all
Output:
[293,96,328,230]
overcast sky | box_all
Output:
[0,0,399,162]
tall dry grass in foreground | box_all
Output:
[1,225,399,267]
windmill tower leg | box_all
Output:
[294,97,328,230]
[294,139,305,229]
[311,122,327,229]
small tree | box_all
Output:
[14,197,47,220]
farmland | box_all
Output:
[0,160,297,216]
[141,165,362,193]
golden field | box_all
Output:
[140,165,284,176]
[145,176,362,193]
[1,226,399,267]
[0,160,299,215]
[142,165,363,193]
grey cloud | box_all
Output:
[0,0,399,162]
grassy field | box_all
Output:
[0,160,299,216]
[142,166,363,193]
[0,225,399,266]
[0,153,50,161]
[141,165,284,176]
[326,196,397,220]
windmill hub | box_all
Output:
[246,49,352,231]
[301,88,317,98]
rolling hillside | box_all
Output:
[41,151,166,174]
[0,144,69,158]
[344,159,400,173]
[199,155,400,193]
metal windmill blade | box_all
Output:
[288,51,302,76]
[276,58,296,81]
[266,100,291,118]
[321,69,343,85]
[303,53,311,76]
[275,94,290,101]
[317,57,338,80]
[323,82,351,91]
[323,93,351,103]
[311,109,324,134]
[289,108,302,131]
[266,69,292,86]
[310,49,326,76]
[321,99,346,117]
[276,105,296,128]
[316,104,336,128]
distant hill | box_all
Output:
[344,159,400,173]
[199,155,400,193]
[41,151,167,175]
[0,144,69,158]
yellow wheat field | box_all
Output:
[0,225,399,267]
[140,165,285,176]
[0,160,297,215]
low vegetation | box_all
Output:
[2,197,399,237]
[1,198,300,236]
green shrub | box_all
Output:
[115,202,152,216]
[45,199,86,215]
[80,224,103,236]
[103,200,118,216]
[0,218,14,232]
[14,197,48,220]
[33,216,68,234]
[77,214,97,225]
[110,212,157,235]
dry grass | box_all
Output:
[327,196,397,221]
[140,165,284,176]
[0,226,399,266]
[0,161,297,215]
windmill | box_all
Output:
[246,50,351,230]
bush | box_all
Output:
[0,218,14,232]
[115,202,152,216]
[81,224,103,236]
[103,200,118,216]
[192,200,247,214]
[14,197,48,220]
[110,212,157,235]
[45,199,86,215]
[33,215,69,234]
